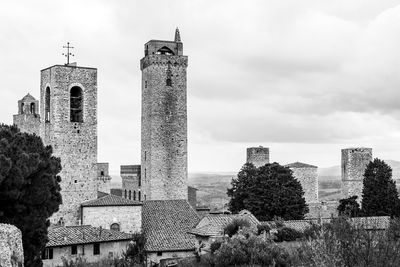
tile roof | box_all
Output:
[81,194,142,207]
[142,200,200,252]
[190,210,260,237]
[46,225,132,247]
[285,162,317,168]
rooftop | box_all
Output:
[285,162,317,168]
[142,199,200,252]
[81,194,142,207]
[46,225,132,247]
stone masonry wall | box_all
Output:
[341,148,372,202]
[121,165,142,200]
[40,65,98,225]
[0,224,24,267]
[246,146,269,168]
[141,41,188,201]
[13,114,40,136]
[97,163,111,194]
[81,205,142,233]
[290,166,318,204]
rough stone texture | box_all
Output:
[121,165,142,201]
[0,224,24,267]
[306,201,339,219]
[141,34,188,201]
[286,163,318,204]
[246,146,269,168]
[341,148,373,202]
[96,163,111,194]
[188,186,197,208]
[81,205,142,233]
[13,93,40,136]
[39,65,98,225]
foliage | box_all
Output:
[361,158,400,217]
[227,162,309,221]
[274,227,303,242]
[257,223,271,235]
[211,233,296,267]
[223,218,251,237]
[0,124,62,267]
[298,217,400,267]
[210,240,223,254]
[338,195,361,217]
[124,232,146,264]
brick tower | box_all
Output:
[40,64,98,225]
[140,28,188,200]
[341,147,372,202]
[13,93,40,135]
[246,146,269,167]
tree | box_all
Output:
[227,162,308,221]
[337,196,361,217]
[0,124,62,266]
[361,158,399,217]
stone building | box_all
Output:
[81,194,142,233]
[0,224,24,267]
[341,147,373,202]
[97,163,111,194]
[141,28,188,201]
[13,93,40,135]
[121,165,142,201]
[285,162,318,204]
[246,146,269,167]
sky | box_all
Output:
[1,0,400,174]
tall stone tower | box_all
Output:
[40,64,98,225]
[140,28,188,200]
[13,93,40,135]
[341,147,372,202]
[285,162,318,204]
[246,146,269,167]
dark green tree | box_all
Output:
[361,158,399,217]
[228,162,308,221]
[0,124,62,266]
[337,196,361,217]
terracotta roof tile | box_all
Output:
[142,200,200,252]
[46,225,132,247]
[81,194,142,207]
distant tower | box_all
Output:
[341,147,372,202]
[246,146,270,167]
[97,163,111,194]
[140,28,188,200]
[40,63,98,225]
[13,93,40,135]
[121,165,142,201]
[285,162,318,204]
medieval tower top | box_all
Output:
[246,146,270,168]
[141,29,188,201]
[13,93,40,135]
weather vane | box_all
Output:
[62,42,74,65]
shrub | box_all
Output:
[210,240,223,254]
[257,223,271,235]
[275,227,303,242]
[223,218,251,237]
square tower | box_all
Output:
[140,29,188,200]
[246,146,270,168]
[40,64,98,225]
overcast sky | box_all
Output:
[2,0,400,174]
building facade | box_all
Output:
[140,29,188,200]
[121,165,142,201]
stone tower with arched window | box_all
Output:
[13,93,40,135]
[39,64,98,225]
[140,28,188,200]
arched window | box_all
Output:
[156,46,174,55]
[138,191,141,201]
[30,103,35,114]
[133,191,136,201]
[124,189,127,199]
[110,223,120,231]
[45,87,50,122]
[70,86,83,122]
[21,103,25,114]
[128,190,131,200]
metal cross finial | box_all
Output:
[62,42,74,65]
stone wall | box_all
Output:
[287,164,318,204]
[188,186,197,208]
[13,113,40,136]
[306,201,339,219]
[246,146,269,168]
[141,37,188,201]
[341,148,373,202]
[0,224,24,267]
[147,250,194,266]
[81,205,142,234]
[39,65,98,225]
[97,163,111,194]
[121,165,142,200]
